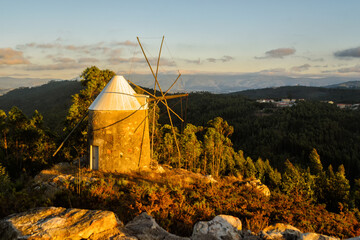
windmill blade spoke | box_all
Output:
[163,99,182,166]
[127,79,156,98]
[128,79,185,122]
[137,37,165,96]
[159,100,184,122]
[136,36,185,166]
[164,73,181,96]
[155,36,164,80]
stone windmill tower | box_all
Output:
[87,75,150,172]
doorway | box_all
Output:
[90,145,99,170]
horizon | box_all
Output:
[1,1,360,84]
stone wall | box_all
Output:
[88,109,150,173]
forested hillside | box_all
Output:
[0,80,83,132]
[234,85,360,103]
[1,67,360,238]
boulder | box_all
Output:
[301,233,340,240]
[0,207,126,240]
[234,179,271,197]
[344,237,360,240]
[125,212,189,240]
[260,223,302,240]
[192,215,242,240]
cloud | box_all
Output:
[337,65,360,73]
[108,48,123,57]
[259,68,286,73]
[334,47,360,58]
[107,57,133,65]
[290,64,311,72]
[206,55,234,63]
[184,58,201,65]
[53,57,76,64]
[17,42,110,54]
[78,57,99,64]
[256,48,296,59]
[107,56,176,67]
[26,63,84,71]
[0,48,30,65]
[17,42,61,49]
[297,56,324,62]
[112,40,137,47]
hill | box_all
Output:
[233,85,360,103]
[326,80,360,89]
[0,80,83,132]
[1,79,360,181]
[0,76,55,95]
[1,162,359,238]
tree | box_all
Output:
[255,157,266,180]
[319,164,351,212]
[0,107,55,177]
[63,66,115,159]
[0,163,11,194]
[202,117,235,176]
[156,124,180,166]
[244,157,256,179]
[282,159,315,200]
[180,124,202,171]
[263,159,281,189]
[352,178,360,208]
[309,148,323,175]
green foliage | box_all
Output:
[0,107,55,178]
[309,148,323,175]
[0,163,11,193]
[180,124,202,171]
[63,66,115,159]
[45,170,360,238]
[282,160,315,200]
[0,80,83,132]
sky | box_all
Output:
[1,0,360,81]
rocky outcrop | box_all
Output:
[192,215,242,240]
[260,223,302,240]
[0,207,126,240]
[233,179,271,197]
[301,233,340,240]
[260,223,340,240]
[125,212,189,240]
[0,207,348,240]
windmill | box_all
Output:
[53,36,187,172]
[128,36,188,167]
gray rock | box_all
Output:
[260,223,302,240]
[125,212,189,240]
[192,215,242,240]
[301,233,340,240]
[0,207,125,240]
[344,237,360,240]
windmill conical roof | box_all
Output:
[89,75,142,111]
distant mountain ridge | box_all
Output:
[0,74,359,95]
[326,80,360,89]
[233,85,360,103]
[0,77,58,95]
[126,74,360,93]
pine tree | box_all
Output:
[244,157,256,179]
[309,148,323,175]
[282,159,314,199]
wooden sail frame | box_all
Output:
[133,36,188,167]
